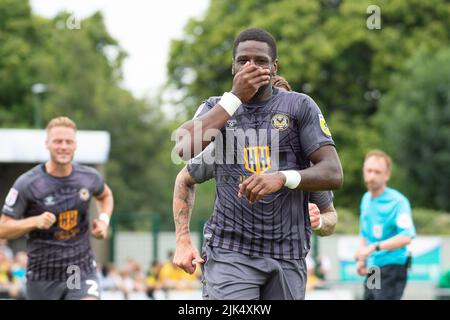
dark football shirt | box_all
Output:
[193,88,335,259]
[2,163,104,281]
[187,145,334,211]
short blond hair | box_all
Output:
[365,149,392,172]
[46,117,77,132]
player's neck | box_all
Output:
[370,186,386,198]
[45,161,73,177]
[248,86,273,104]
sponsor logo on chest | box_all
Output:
[44,196,55,206]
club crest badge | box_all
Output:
[79,188,90,201]
[271,114,290,131]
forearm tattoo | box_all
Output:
[173,174,196,242]
[314,208,337,237]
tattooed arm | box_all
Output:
[309,202,338,237]
[172,166,204,274]
[173,167,196,242]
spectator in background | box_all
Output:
[100,263,121,293]
[159,251,201,293]
[132,263,146,295]
[9,251,27,299]
[117,258,146,299]
[0,239,13,260]
[159,251,183,293]
[0,249,11,298]
[316,255,332,283]
[146,260,162,299]
[118,269,134,300]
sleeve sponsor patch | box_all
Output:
[5,188,18,207]
[3,205,14,213]
[318,114,331,136]
[397,213,412,229]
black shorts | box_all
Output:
[363,264,408,300]
[26,272,100,300]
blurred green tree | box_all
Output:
[0,1,181,230]
[0,0,38,126]
[378,48,450,211]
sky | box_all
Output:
[30,0,210,99]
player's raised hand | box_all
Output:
[309,203,321,229]
[91,219,108,240]
[231,62,271,103]
[238,172,285,204]
[34,212,56,230]
[173,240,204,274]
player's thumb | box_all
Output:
[194,251,205,264]
[46,212,56,223]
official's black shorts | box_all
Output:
[363,264,408,300]
[26,272,100,300]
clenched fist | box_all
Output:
[238,172,285,204]
[91,219,108,240]
[173,240,205,274]
[34,212,56,230]
[309,203,321,229]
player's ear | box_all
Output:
[231,59,235,75]
[385,170,391,182]
[272,59,278,76]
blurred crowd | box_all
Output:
[99,251,202,300]
[5,236,449,300]
[305,254,332,291]
[0,241,201,300]
[0,237,331,300]
[0,239,27,299]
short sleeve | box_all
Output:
[192,97,220,119]
[309,191,333,211]
[395,198,416,238]
[92,169,105,197]
[359,195,369,239]
[186,143,215,183]
[192,103,206,119]
[297,95,335,157]
[2,178,30,219]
